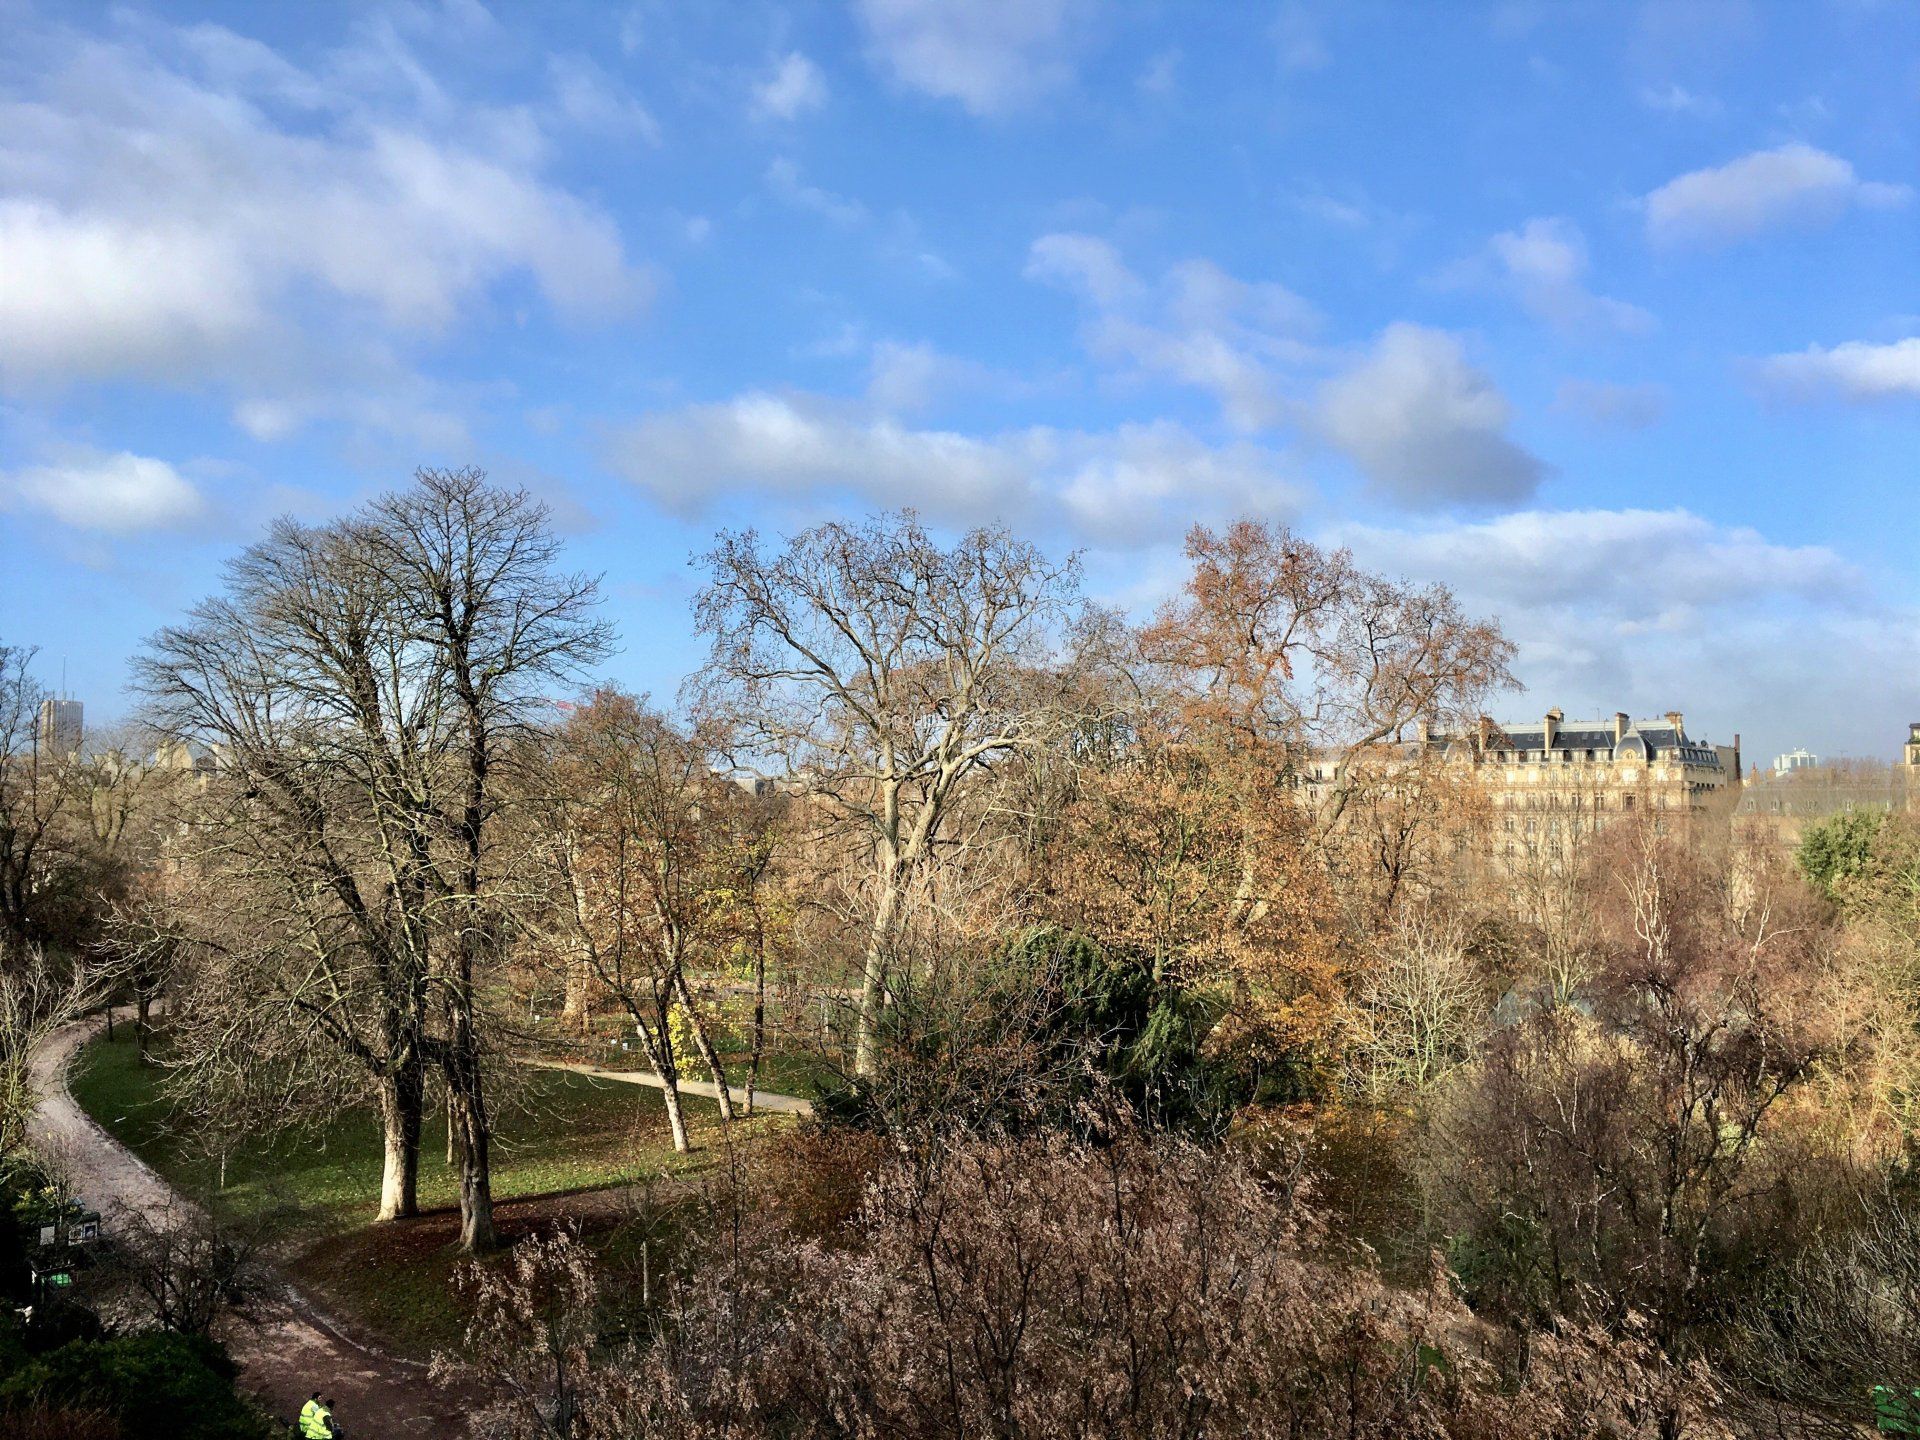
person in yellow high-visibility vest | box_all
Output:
[299,1393,336,1438]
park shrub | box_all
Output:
[814,926,1238,1144]
[0,1331,271,1440]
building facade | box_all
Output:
[35,698,82,758]
[1452,710,1740,866]
[1302,708,1743,870]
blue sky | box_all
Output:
[1,0,1916,764]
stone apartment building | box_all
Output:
[1306,708,1743,869]
[1462,709,1741,866]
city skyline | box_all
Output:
[2,0,1917,766]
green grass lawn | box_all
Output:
[69,1032,760,1233]
[535,992,851,1100]
[67,1030,780,1356]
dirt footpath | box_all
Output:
[28,1015,469,1440]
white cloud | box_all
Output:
[1758,337,1920,402]
[1463,217,1654,334]
[1338,507,1911,761]
[1644,143,1911,247]
[863,340,1011,413]
[1027,235,1318,431]
[1317,324,1545,507]
[2,450,206,532]
[0,11,648,435]
[764,158,868,226]
[0,201,263,387]
[1552,379,1669,428]
[854,0,1089,117]
[1637,82,1720,117]
[1347,508,1855,612]
[1025,233,1144,308]
[606,392,1305,547]
[754,52,828,120]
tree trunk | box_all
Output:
[443,1016,496,1251]
[854,880,902,1077]
[658,1068,691,1154]
[671,969,735,1122]
[135,991,153,1064]
[376,1063,423,1221]
[562,954,593,1036]
[628,1000,691,1154]
[746,932,766,1117]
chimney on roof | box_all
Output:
[1613,712,1629,745]
[1543,707,1562,751]
[1476,715,1493,752]
[1665,711,1685,737]
[1415,717,1430,746]
[1733,733,1742,781]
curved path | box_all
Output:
[28,1014,467,1440]
[531,1058,815,1116]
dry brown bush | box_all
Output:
[450,1127,1734,1440]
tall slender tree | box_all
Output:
[136,468,607,1249]
[691,513,1084,1075]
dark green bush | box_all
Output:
[0,1331,270,1440]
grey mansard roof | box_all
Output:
[1432,716,1730,768]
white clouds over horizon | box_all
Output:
[1644,143,1911,247]
[1028,232,1317,431]
[1338,507,1905,760]
[606,390,1306,548]
[1027,236,1544,508]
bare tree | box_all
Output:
[135,468,608,1250]
[113,1198,277,1337]
[0,946,99,1163]
[691,513,1083,1074]
[524,692,741,1151]
[0,643,78,963]
[353,468,612,1250]
[1421,829,1839,1343]
[1139,521,1516,850]
[1347,904,1489,1096]
[433,1226,605,1440]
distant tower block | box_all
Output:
[1905,723,1920,812]
[35,698,83,758]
